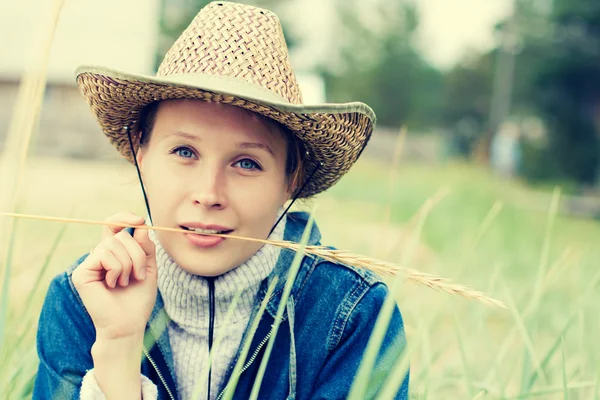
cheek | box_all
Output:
[231,173,288,205]
[229,177,287,225]
[143,165,165,192]
[141,157,185,208]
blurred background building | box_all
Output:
[0,0,160,158]
[1,0,600,192]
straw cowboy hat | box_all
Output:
[75,1,375,198]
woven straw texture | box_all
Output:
[76,1,375,198]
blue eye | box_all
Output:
[235,158,261,170]
[174,147,196,159]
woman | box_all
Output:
[33,2,409,399]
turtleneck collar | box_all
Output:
[148,211,286,335]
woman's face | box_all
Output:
[137,99,291,276]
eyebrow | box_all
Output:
[166,131,275,157]
[167,131,200,141]
[238,142,275,157]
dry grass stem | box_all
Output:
[382,126,407,227]
[0,212,506,308]
[404,186,452,230]
[378,125,406,258]
[0,0,65,285]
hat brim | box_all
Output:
[75,66,376,198]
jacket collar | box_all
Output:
[144,211,321,394]
[262,211,322,319]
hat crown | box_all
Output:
[157,1,303,104]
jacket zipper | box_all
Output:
[142,345,176,400]
[208,277,216,400]
[215,330,273,400]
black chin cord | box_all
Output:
[268,162,321,236]
[127,128,154,226]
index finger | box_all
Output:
[102,212,146,238]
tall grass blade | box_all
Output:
[526,314,575,389]
[0,218,19,368]
[6,343,36,398]
[0,0,66,273]
[402,187,451,230]
[19,221,68,325]
[497,187,562,394]
[454,312,475,398]
[493,187,560,392]
[461,201,504,269]
[498,381,596,399]
[413,347,444,384]
[519,350,532,395]
[218,277,278,400]
[373,340,413,399]
[412,321,436,385]
[346,270,406,398]
[486,245,580,390]
[594,360,599,400]
[378,126,406,258]
[502,279,547,385]
[527,265,600,389]
[376,260,453,398]
[530,187,560,312]
[18,371,36,399]
[348,195,433,400]
[561,337,568,400]
[483,218,570,389]
[0,0,65,366]
[248,211,315,400]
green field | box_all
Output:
[1,156,599,399]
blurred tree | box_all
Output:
[440,52,494,157]
[530,0,600,185]
[491,0,600,185]
[320,0,443,129]
[439,0,600,187]
[440,0,552,158]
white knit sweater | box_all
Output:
[80,214,286,399]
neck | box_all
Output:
[149,212,286,334]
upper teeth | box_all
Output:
[187,227,222,234]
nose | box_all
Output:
[191,165,228,210]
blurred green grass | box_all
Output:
[2,156,599,399]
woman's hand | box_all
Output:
[72,212,158,341]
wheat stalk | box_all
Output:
[0,212,506,308]
[311,248,505,308]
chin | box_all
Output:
[178,258,236,277]
[180,265,232,277]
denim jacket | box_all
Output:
[34,212,409,399]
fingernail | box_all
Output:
[140,269,146,280]
[123,277,129,286]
